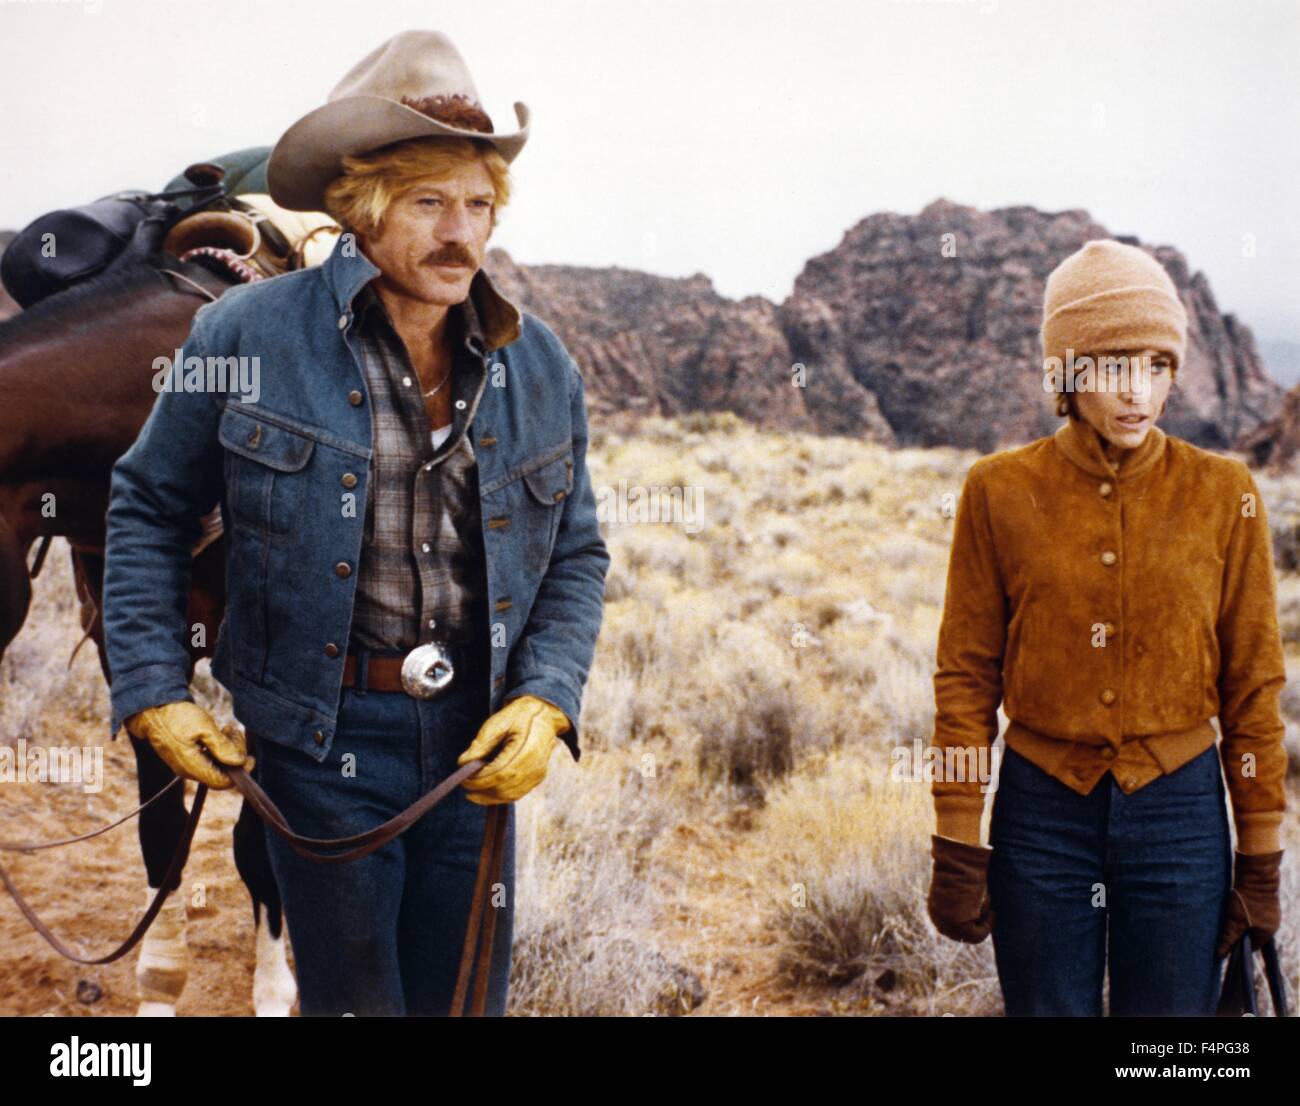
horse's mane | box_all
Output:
[0,263,174,348]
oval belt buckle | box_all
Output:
[400,641,455,699]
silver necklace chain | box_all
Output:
[422,364,452,398]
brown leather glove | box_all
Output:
[1215,849,1284,959]
[125,701,251,790]
[927,833,994,943]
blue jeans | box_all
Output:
[988,743,1232,1016]
[251,658,515,1017]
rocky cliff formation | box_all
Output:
[780,199,1280,452]
[1238,389,1300,471]
[484,252,896,442]
[488,199,1281,453]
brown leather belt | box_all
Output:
[342,641,481,694]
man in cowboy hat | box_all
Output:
[102,29,609,1016]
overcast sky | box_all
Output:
[2,0,1296,345]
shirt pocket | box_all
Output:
[219,405,316,538]
[520,449,574,571]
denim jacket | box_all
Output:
[103,238,609,763]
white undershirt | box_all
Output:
[430,423,452,451]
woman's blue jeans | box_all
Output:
[988,743,1232,1016]
[250,657,515,1017]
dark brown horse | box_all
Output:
[0,262,296,1015]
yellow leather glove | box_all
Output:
[125,701,251,790]
[457,695,570,805]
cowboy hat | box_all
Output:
[267,29,529,213]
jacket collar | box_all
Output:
[321,235,523,352]
[1053,412,1167,482]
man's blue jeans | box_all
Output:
[251,656,515,1017]
[988,743,1232,1016]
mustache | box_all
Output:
[424,246,476,267]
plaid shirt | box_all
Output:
[348,281,492,650]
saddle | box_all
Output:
[13,163,341,591]
[158,163,342,284]
[0,162,341,308]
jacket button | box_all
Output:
[1100,746,1116,760]
[348,390,364,406]
[324,642,339,658]
[1099,688,1116,706]
[335,562,352,578]
[341,472,358,488]
[313,730,326,745]
[553,490,566,502]
[1099,482,1113,497]
[338,314,350,329]
[1100,550,1117,566]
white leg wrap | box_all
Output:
[135,887,189,1015]
[253,913,298,1017]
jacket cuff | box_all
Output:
[503,670,583,762]
[108,663,193,739]
[1234,809,1283,855]
[934,793,986,845]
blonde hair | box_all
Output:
[322,135,511,240]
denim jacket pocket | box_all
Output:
[521,450,574,571]
[219,405,316,538]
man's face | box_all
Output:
[359,156,496,308]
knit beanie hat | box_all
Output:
[1041,239,1188,375]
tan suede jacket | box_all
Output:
[931,413,1288,855]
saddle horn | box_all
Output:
[161,209,262,263]
[182,162,227,189]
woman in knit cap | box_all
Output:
[924,239,1287,1016]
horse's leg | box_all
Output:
[127,730,192,1016]
[70,549,112,684]
[71,545,194,1014]
[0,510,33,666]
[190,535,297,1016]
[90,532,288,1016]
[234,790,297,1016]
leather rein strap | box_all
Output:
[0,780,204,966]
[225,762,506,1017]
[0,760,508,1015]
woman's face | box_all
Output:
[1073,346,1175,449]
